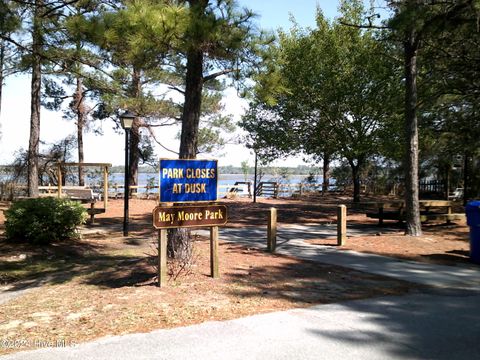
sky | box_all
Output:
[0,1,342,168]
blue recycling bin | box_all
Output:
[466,201,480,264]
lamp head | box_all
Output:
[120,111,136,129]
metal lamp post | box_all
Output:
[120,111,135,236]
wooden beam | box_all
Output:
[103,166,109,209]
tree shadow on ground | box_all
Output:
[0,235,158,293]
[224,254,419,306]
[83,256,156,288]
[419,250,471,265]
[423,223,469,238]
[0,253,156,292]
[305,288,480,359]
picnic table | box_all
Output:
[360,199,465,225]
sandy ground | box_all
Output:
[0,196,426,354]
[91,195,472,266]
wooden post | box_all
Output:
[210,226,219,278]
[447,202,452,224]
[267,207,277,252]
[90,202,95,224]
[158,229,167,287]
[337,205,347,246]
[378,204,384,226]
[57,164,62,198]
[103,166,108,209]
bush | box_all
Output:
[5,197,87,244]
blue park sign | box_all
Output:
[159,159,218,203]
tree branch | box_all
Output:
[0,33,115,88]
[168,85,185,94]
[42,0,81,18]
[144,126,179,155]
[339,21,389,30]
[144,121,178,127]
[203,68,236,82]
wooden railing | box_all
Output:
[419,180,445,194]
[255,182,279,198]
[278,183,321,196]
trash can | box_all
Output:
[466,201,480,264]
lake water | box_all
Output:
[0,172,335,197]
[108,173,315,186]
[107,173,335,196]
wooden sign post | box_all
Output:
[158,229,168,287]
[153,159,226,287]
[153,205,227,286]
[210,226,219,278]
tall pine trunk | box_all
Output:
[168,48,204,260]
[74,76,85,186]
[169,0,211,260]
[0,41,4,118]
[349,159,362,203]
[179,50,203,158]
[403,27,422,236]
[128,68,141,195]
[27,0,43,198]
[463,151,470,206]
[322,153,331,195]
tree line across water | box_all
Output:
[107,165,319,176]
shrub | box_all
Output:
[5,197,87,244]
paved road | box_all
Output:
[195,224,480,289]
[4,290,480,360]
[2,223,480,359]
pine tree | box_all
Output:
[168,0,269,259]
[242,3,401,203]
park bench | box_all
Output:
[62,187,104,224]
[39,186,103,223]
[362,200,465,225]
